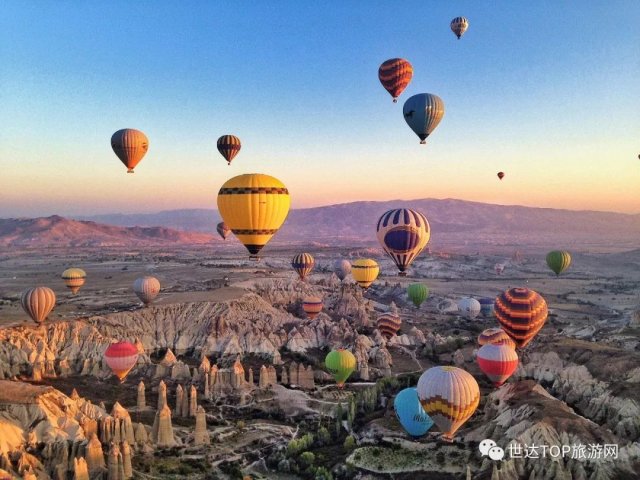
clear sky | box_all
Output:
[1,1,639,217]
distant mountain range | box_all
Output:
[0,216,216,248]
[76,198,640,252]
[3,199,639,251]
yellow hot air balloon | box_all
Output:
[417,366,479,442]
[351,259,379,289]
[111,129,149,173]
[217,174,290,259]
[21,286,56,324]
[61,268,86,295]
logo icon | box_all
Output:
[479,439,504,461]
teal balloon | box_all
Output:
[394,387,434,437]
[402,93,445,144]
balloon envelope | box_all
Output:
[407,283,429,308]
[111,129,149,173]
[133,276,160,305]
[394,388,434,437]
[104,341,139,382]
[546,250,571,276]
[292,253,315,281]
[495,287,548,348]
[351,259,379,289]
[377,312,402,340]
[417,366,479,441]
[217,173,290,258]
[457,297,481,319]
[376,208,430,275]
[216,135,241,165]
[216,222,231,240]
[325,349,356,387]
[21,287,56,324]
[334,259,351,281]
[378,58,413,102]
[497,172,505,180]
[61,268,86,294]
[302,296,323,319]
[403,94,445,144]
[450,16,469,39]
[477,343,519,387]
[478,328,516,349]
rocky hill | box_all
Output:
[0,215,216,247]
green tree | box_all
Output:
[343,435,356,452]
[314,466,334,480]
[317,426,331,446]
[299,451,315,469]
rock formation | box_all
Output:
[194,405,210,445]
[72,457,89,480]
[157,380,167,410]
[189,385,197,417]
[151,405,176,448]
[136,381,145,409]
[85,433,106,475]
[120,441,132,479]
[175,384,184,414]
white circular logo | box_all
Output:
[489,446,505,461]
[479,439,497,456]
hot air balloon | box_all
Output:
[450,16,469,39]
[334,259,351,281]
[378,58,413,103]
[302,296,323,319]
[111,129,149,173]
[325,349,356,388]
[403,93,445,144]
[292,253,315,281]
[133,276,160,306]
[495,287,548,348]
[478,328,516,349]
[546,250,571,276]
[494,263,505,275]
[457,297,481,319]
[407,283,429,308]
[417,366,479,442]
[104,341,139,383]
[216,222,231,240]
[477,343,518,387]
[497,172,505,180]
[376,208,430,276]
[377,311,402,340]
[61,268,86,295]
[217,135,241,165]
[217,173,290,259]
[351,259,379,289]
[478,298,495,317]
[394,388,434,437]
[21,287,56,324]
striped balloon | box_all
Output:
[292,253,315,281]
[495,288,548,348]
[477,343,519,387]
[377,312,402,340]
[546,250,571,276]
[216,135,241,165]
[478,298,495,317]
[216,222,231,240]
[133,276,160,306]
[376,208,430,275]
[403,93,445,144]
[217,174,290,258]
[351,259,379,289]
[302,296,323,319]
[378,58,413,103]
[61,268,86,294]
[21,286,56,324]
[450,16,469,39]
[104,341,139,382]
[417,366,480,442]
[478,328,516,349]
[111,128,149,173]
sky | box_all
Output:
[1,1,639,217]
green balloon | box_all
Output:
[407,283,429,308]
[546,250,571,276]
[325,349,356,387]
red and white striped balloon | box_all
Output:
[104,341,139,382]
[476,343,518,387]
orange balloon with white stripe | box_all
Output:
[416,366,479,442]
[377,312,402,340]
[476,343,518,387]
[302,296,323,319]
[477,328,516,350]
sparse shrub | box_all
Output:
[299,451,315,468]
[314,466,333,480]
[317,426,331,446]
[343,435,356,452]
[436,451,445,464]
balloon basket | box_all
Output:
[393,98,398,103]
[420,140,426,145]
[127,169,134,173]
[398,272,407,277]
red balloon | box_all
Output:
[104,341,139,382]
[497,172,505,180]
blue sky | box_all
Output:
[1,1,639,216]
